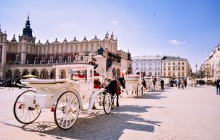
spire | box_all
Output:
[105,31,109,38]
[27,13,29,21]
[46,39,50,44]
[22,14,33,37]
[115,37,118,43]
[55,38,57,42]
[74,37,76,41]
[110,32,114,40]
[83,36,87,41]
[11,34,16,41]
[94,35,97,39]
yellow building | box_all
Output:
[161,56,191,79]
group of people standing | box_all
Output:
[170,78,187,89]
[177,78,188,89]
[141,77,165,91]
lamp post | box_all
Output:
[195,64,198,86]
[195,64,197,78]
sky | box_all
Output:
[0,0,220,72]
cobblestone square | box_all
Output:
[0,86,220,140]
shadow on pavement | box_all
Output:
[140,93,167,100]
[20,105,161,140]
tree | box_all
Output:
[0,63,12,79]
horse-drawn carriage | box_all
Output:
[13,64,112,130]
[123,75,144,97]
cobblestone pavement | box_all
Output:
[0,86,219,140]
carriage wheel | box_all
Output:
[54,91,80,130]
[103,92,112,114]
[136,85,142,98]
[13,90,42,124]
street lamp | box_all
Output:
[195,64,197,78]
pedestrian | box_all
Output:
[214,77,220,95]
[140,76,147,90]
[153,78,156,90]
[184,79,187,89]
[160,79,164,90]
[177,78,181,89]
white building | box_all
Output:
[132,55,162,77]
[201,44,220,79]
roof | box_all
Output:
[162,56,187,61]
[132,55,162,60]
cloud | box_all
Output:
[112,20,119,25]
[169,40,186,45]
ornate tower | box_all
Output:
[19,15,36,44]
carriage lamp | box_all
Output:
[51,107,55,112]
[33,99,36,104]
[18,104,23,109]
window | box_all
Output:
[173,66,175,70]
[182,67,184,70]
[163,72,166,77]
[42,57,45,62]
[178,62,180,65]
[168,72,171,77]
[168,66,170,70]
[34,57,38,62]
[16,55,19,61]
[168,63,170,65]
[173,63,175,65]
[80,56,83,60]
[50,56,54,62]
[163,66,166,70]
[182,62,185,65]
[178,66,180,70]
[68,56,71,62]
[164,63,166,65]
[59,57,63,62]
[182,72,185,77]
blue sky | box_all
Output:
[1,0,220,72]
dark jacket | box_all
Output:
[215,80,220,87]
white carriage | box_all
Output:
[123,75,144,97]
[13,64,112,130]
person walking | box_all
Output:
[153,78,156,90]
[177,78,181,89]
[184,79,187,89]
[214,77,220,95]
[160,79,164,90]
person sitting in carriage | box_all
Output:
[94,79,102,89]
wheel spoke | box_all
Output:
[14,90,41,124]
[54,92,79,129]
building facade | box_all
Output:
[0,16,132,79]
[132,55,162,77]
[161,56,191,79]
[200,44,220,79]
